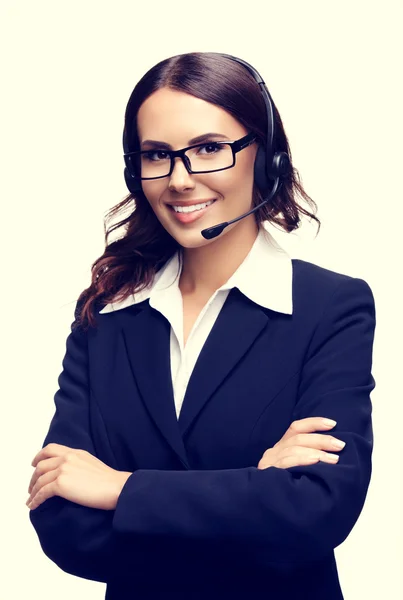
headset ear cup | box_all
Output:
[272,151,291,178]
[123,125,142,195]
[254,145,271,194]
[124,166,142,194]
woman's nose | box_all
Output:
[168,156,195,191]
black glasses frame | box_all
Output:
[124,132,257,180]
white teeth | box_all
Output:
[172,200,214,213]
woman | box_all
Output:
[27,52,376,600]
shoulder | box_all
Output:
[291,258,375,317]
[292,257,357,285]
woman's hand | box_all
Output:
[257,417,346,470]
[26,443,132,511]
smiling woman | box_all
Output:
[28,52,376,600]
[68,52,320,329]
[138,89,259,239]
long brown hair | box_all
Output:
[74,52,320,331]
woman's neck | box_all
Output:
[179,216,260,298]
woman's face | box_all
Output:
[136,87,259,248]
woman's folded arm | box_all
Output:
[29,277,376,579]
[112,277,376,563]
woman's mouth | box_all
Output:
[168,199,217,224]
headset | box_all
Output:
[122,52,291,239]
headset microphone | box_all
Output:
[201,178,280,239]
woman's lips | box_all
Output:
[168,200,216,224]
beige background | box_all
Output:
[2,1,402,598]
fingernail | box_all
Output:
[322,418,337,427]
[327,454,340,461]
[331,439,346,449]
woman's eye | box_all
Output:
[198,143,222,154]
[144,150,169,161]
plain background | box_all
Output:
[2,1,402,598]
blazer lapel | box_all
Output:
[120,304,190,469]
[178,288,270,436]
[119,290,270,462]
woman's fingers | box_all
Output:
[28,456,61,494]
[260,433,346,465]
[258,446,341,470]
[257,416,346,471]
[281,432,346,452]
[278,448,340,469]
[281,417,337,442]
[27,468,61,508]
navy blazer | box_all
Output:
[29,258,376,600]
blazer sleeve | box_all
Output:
[28,300,136,582]
[111,276,376,564]
[30,277,376,579]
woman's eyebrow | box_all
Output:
[141,132,231,149]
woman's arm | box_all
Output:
[28,300,135,582]
[29,277,375,579]
[112,277,375,563]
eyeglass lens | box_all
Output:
[137,142,234,178]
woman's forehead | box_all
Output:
[136,88,244,145]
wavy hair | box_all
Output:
[74,52,320,331]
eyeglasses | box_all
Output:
[124,132,257,180]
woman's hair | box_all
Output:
[74,51,320,331]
